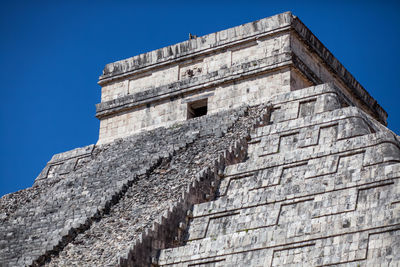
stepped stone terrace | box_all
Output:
[0,11,399,267]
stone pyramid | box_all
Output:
[0,12,399,267]
[156,84,400,266]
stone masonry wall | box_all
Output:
[0,11,396,267]
[0,110,227,266]
[100,32,291,102]
[156,84,400,267]
[95,12,386,145]
[98,13,293,82]
[44,103,270,267]
[0,101,268,266]
[97,67,294,144]
[0,84,397,266]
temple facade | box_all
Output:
[0,12,399,267]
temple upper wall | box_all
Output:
[96,12,387,144]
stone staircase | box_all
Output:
[0,105,250,266]
[156,84,400,266]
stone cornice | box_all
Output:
[98,12,293,84]
[94,53,356,119]
[97,12,387,125]
[96,53,294,119]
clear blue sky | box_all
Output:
[1,0,399,197]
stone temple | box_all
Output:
[1,11,399,266]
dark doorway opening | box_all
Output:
[187,98,208,119]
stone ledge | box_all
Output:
[34,145,95,184]
[96,52,292,118]
[48,145,95,164]
[253,106,373,138]
[96,59,346,122]
[99,12,293,83]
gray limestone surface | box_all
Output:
[0,11,399,267]
[44,105,265,266]
[157,85,400,267]
[0,104,266,266]
[1,83,399,267]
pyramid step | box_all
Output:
[247,107,375,159]
[193,163,400,219]
[158,177,400,265]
